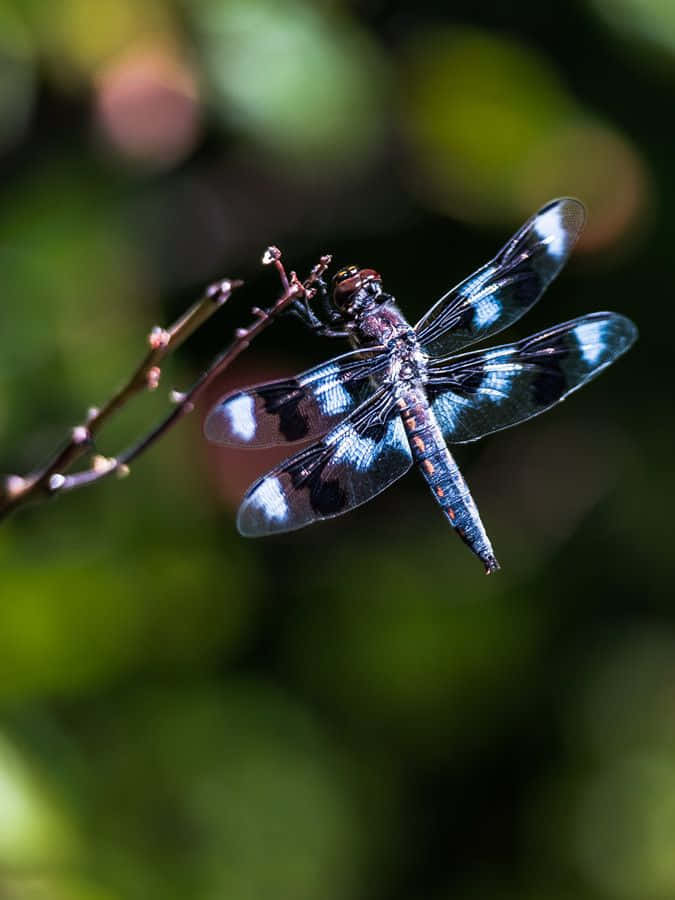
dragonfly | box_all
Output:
[205,198,637,573]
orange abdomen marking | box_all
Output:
[413,436,425,453]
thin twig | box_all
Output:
[0,247,331,519]
[0,277,241,518]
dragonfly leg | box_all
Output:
[289,277,352,338]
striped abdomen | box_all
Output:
[397,388,500,574]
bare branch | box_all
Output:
[0,248,331,520]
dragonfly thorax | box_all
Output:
[387,330,428,389]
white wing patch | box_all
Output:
[473,296,501,328]
[482,346,517,361]
[225,393,257,441]
[432,391,474,431]
[480,364,524,399]
[575,320,606,365]
[246,476,288,523]
[327,417,406,472]
[534,205,566,258]
[310,364,353,416]
[328,424,378,472]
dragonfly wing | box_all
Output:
[415,198,586,356]
[237,389,412,535]
[427,312,637,443]
[204,347,387,447]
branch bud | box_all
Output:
[48,474,66,492]
[149,327,170,350]
[146,367,161,390]
[92,455,116,474]
[262,246,281,266]
[4,475,26,498]
[206,279,242,304]
[72,425,90,445]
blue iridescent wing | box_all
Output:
[427,312,637,443]
[236,389,412,536]
[204,347,387,448]
[415,198,586,356]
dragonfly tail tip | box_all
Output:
[484,556,501,575]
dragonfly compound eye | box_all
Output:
[332,266,382,311]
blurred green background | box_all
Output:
[0,1,672,898]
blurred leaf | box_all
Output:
[401,27,575,221]
[401,24,648,246]
[85,681,377,900]
[0,731,80,868]
[191,0,390,171]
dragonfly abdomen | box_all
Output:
[397,389,500,574]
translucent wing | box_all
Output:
[236,389,412,536]
[415,198,586,356]
[427,312,637,444]
[204,347,387,448]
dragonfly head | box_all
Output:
[331,266,384,315]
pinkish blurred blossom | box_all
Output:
[94,44,201,167]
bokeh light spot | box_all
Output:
[95,44,201,168]
[514,120,648,253]
[0,733,79,868]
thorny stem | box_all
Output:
[0,247,332,520]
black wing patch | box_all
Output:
[427,312,637,443]
[236,390,412,536]
[415,198,586,356]
[204,347,387,448]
